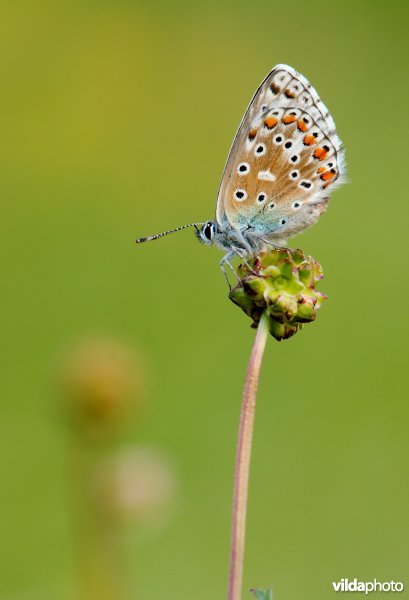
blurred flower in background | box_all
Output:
[57,336,177,600]
[60,337,145,435]
[93,446,177,531]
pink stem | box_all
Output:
[228,312,269,600]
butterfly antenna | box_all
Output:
[136,222,205,244]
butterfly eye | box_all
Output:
[203,222,214,240]
[257,193,266,202]
[237,162,250,174]
[273,135,283,145]
[289,170,299,180]
[234,189,247,201]
[255,144,266,156]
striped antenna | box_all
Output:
[136,222,204,244]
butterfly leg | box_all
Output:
[230,245,260,275]
[231,246,252,270]
[220,252,241,289]
[260,238,280,249]
[264,240,294,254]
[250,233,292,254]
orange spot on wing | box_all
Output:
[317,166,327,174]
[320,169,336,181]
[297,119,309,132]
[283,115,297,125]
[313,147,329,160]
[264,116,278,129]
[248,128,258,140]
[303,135,316,146]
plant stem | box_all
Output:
[228,311,269,600]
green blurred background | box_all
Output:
[1,0,408,598]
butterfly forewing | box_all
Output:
[216,64,345,240]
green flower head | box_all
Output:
[229,248,327,341]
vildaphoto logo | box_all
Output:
[332,579,404,594]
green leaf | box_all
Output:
[250,588,273,600]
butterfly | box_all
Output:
[136,64,345,282]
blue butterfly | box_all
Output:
[137,64,345,281]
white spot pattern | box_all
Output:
[258,170,276,181]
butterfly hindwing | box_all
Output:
[216,64,345,241]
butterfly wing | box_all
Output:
[216,64,345,241]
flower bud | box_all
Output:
[229,249,327,341]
